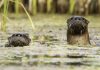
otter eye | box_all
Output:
[12,34,16,36]
[16,34,19,36]
[19,34,22,36]
[82,17,89,24]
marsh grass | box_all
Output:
[11,0,35,30]
[15,0,19,16]
[32,0,37,15]
[20,3,35,30]
[1,0,8,32]
[47,0,52,13]
[69,0,75,14]
[2,0,35,31]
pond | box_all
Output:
[0,14,100,70]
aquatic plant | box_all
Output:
[1,0,8,32]
[10,0,35,30]
[32,0,37,15]
[47,0,52,13]
[15,0,19,16]
[69,0,75,14]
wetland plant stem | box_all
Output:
[9,0,35,30]
[1,0,8,32]
[32,0,37,15]
[15,0,19,16]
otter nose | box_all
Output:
[74,18,81,21]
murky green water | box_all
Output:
[0,14,100,70]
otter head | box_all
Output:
[67,16,89,35]
[7,33,31,47]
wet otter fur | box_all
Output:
[67,16,90,45]
[5,33,31,47]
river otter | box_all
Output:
[5,33,31,47]
[67,16,90,45]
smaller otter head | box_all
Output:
[67,16,89,35]
[7,33,31,47]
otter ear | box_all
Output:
[12,34,16,37]
[67,17,72,23]
[83,17,89,24]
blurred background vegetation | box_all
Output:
[0,0,100,31]
[0,0,100,15]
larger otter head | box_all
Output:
[67,16,89,35]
